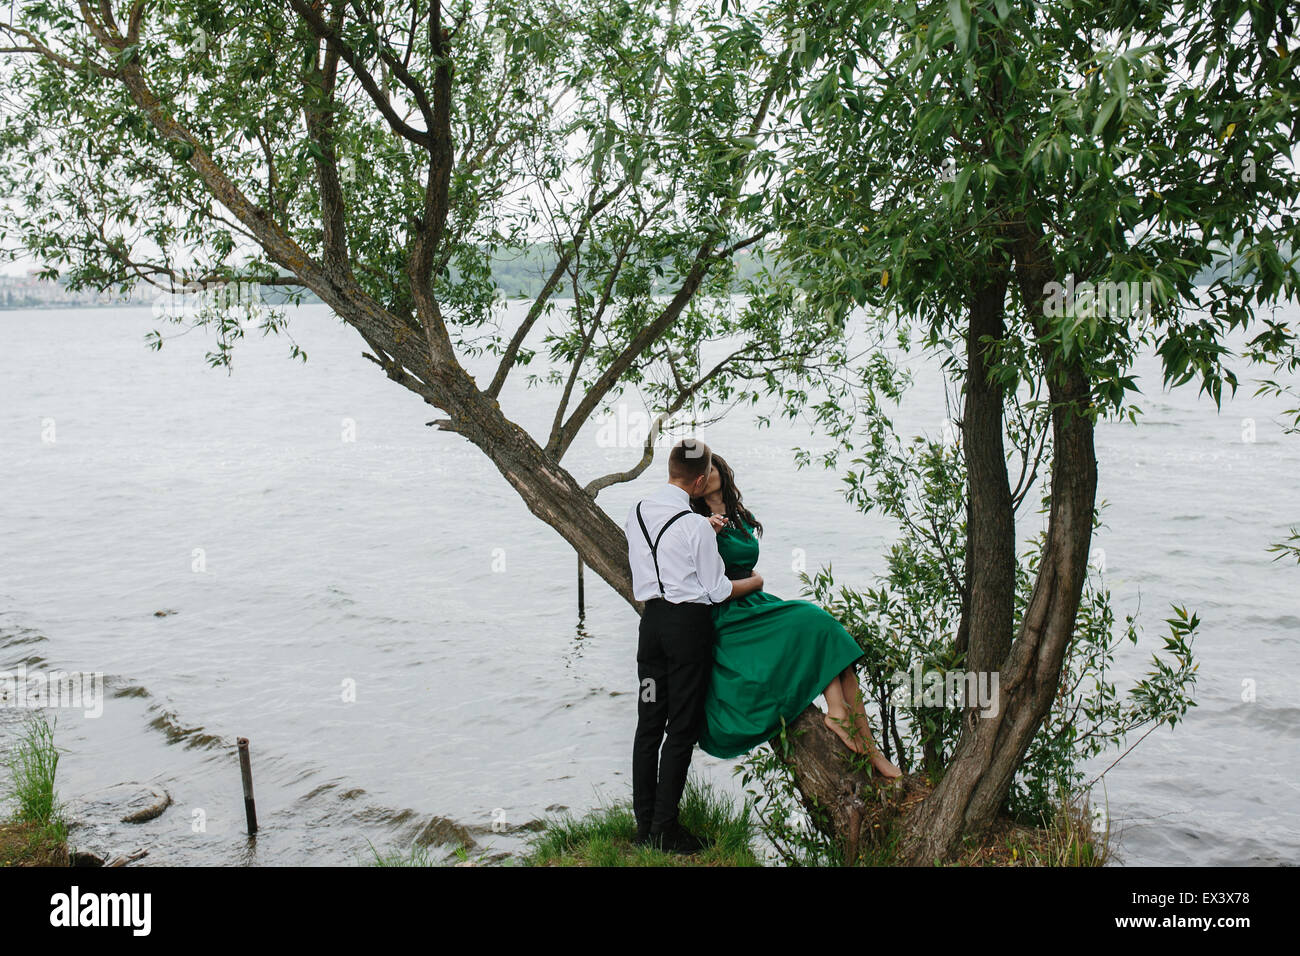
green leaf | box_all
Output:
[947,0,971,54]
[952,164,972,210]
[1092,94,1120,139]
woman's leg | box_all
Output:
[822,671,866,754]
[837,668,903,778]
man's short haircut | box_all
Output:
[668,437,712,483]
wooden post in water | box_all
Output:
[577,555,585,617]
[237,736,258,835]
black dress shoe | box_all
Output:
[647,821,706,855]
[633,824,652,846]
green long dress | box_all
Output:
[698,517,865,759]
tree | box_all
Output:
[764,0,1298,862]
[0,0,890,851]
[0,0,845,609]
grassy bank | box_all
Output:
[365,778,763,867]
[523,773,1110,867]
[0,712,69,867]
[523,778,762,867]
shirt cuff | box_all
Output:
[705,573,734,605]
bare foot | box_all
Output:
[848,711,875,754]
[823,711,866,754]
[847,710,903,778]
[867,748,903,779]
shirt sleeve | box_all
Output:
[624,505,641,549]
[691,519,734,605]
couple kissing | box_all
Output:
[624,437,901,854]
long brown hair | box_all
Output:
[689,452,763,537]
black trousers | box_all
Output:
[632,597,715,832]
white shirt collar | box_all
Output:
[662,483,691,506]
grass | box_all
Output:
[924,781,1112,867]
[366,840,504,866]
[368,840,440,867]
[0,711,70,867]
[522,777,762,867]
[977,791,1112,867]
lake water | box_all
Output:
[0,301,1296,866]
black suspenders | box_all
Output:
[636,501,692,599]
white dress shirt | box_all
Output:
[624,483,733,605]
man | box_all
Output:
[624,437,764,854]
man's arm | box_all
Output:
[727,572,764,600]
[691,519,762,603]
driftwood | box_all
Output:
[105,848,149,867]
[67,782,171,826]
[120,786,171,824]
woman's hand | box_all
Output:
[708,514,730,534]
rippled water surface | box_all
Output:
[1,302,1296,865]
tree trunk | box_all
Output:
[421,352,641,609]
[956,269,1016,677]
[770,707,928,864]
[893,234,1098,865]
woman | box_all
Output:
[692,453,902,779]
